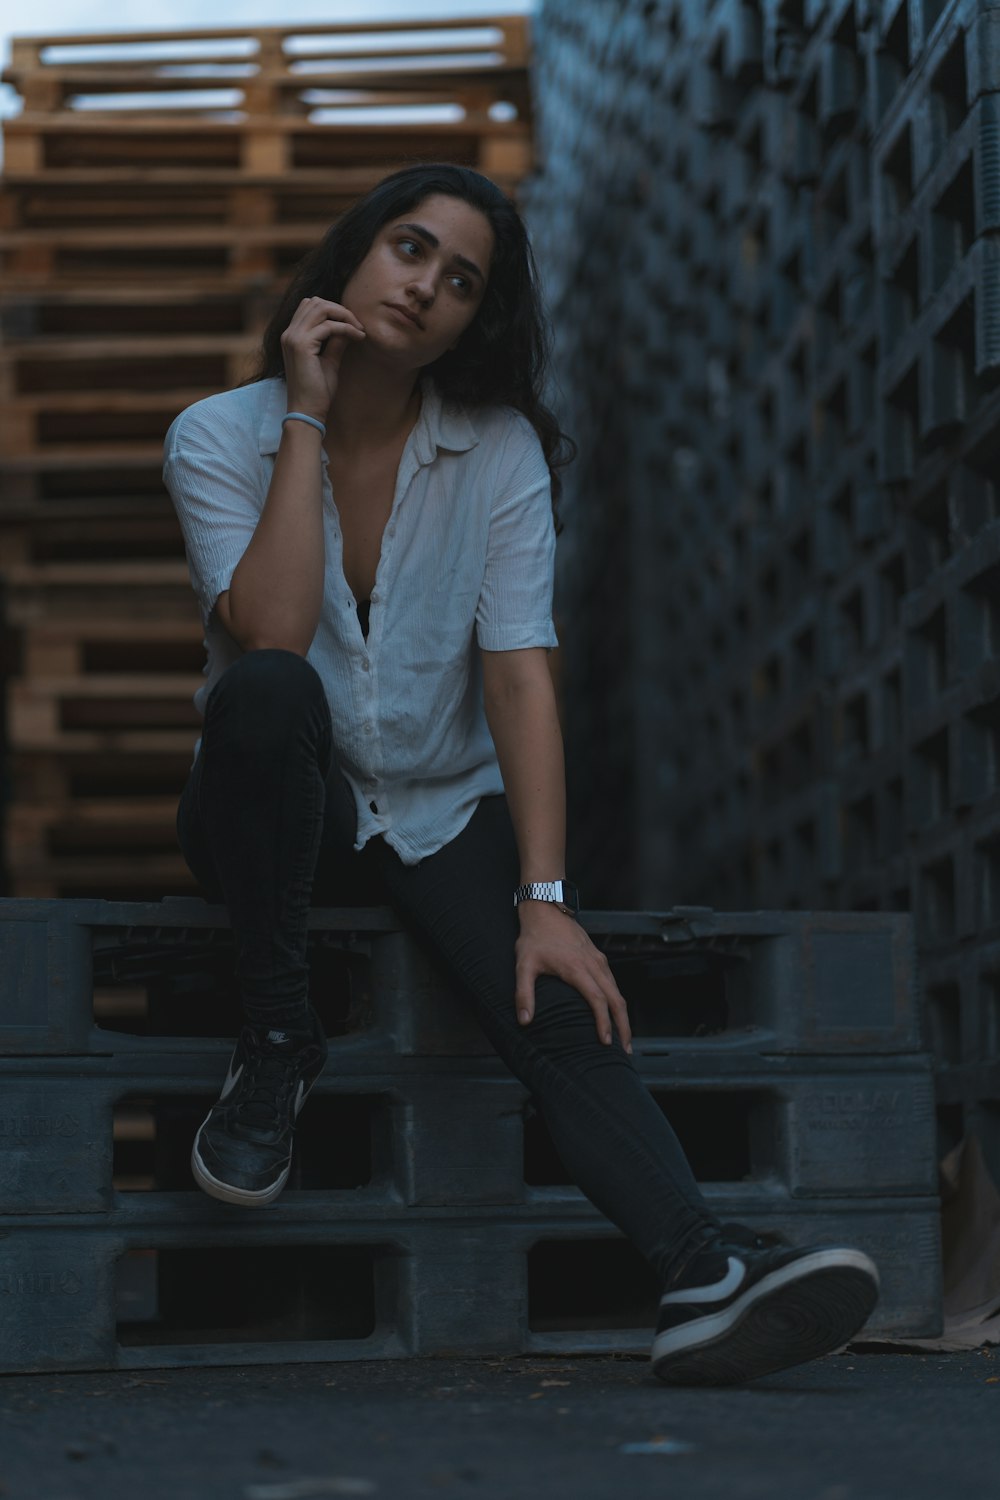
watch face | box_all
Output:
[561,881,581,913]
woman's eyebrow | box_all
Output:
[393,221,486,284]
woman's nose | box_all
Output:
[407,274,435,304]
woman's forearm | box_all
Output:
[484,651,629,1048]
[483,658,567,883]
[224,422,327,655]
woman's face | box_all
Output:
[340,192,495,368]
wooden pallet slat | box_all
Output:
[6,797,186,871]
[8,674,204,751]
[15,615,204,676]
[0,510,183,558]
[5,749,196,804]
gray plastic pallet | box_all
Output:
[0,898,922,1056]
[0,1197,941,1373]
[0,1052,938,1215]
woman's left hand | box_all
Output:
[515,903,633,1053]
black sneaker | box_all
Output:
[651,1222,880,1386]
[191,1008,328,1206]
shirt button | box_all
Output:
[361,659,370,672]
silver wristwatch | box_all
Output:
[513,880,580,914]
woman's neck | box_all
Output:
[324,354,422,457]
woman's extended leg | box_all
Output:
[368,795,882,1383]
[365,793,725,1291]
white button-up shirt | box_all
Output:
[162,373,558,864]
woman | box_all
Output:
[163,162,879,1385]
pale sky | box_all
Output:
[0,0,535,129]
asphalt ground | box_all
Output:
[1,1347,997,1500]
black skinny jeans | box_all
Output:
[175,649,724,1289]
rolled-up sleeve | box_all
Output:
[475,415,559,652]
[162,403,263,625]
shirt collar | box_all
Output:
[257,373,480,460]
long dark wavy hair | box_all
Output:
[250,162,574,527]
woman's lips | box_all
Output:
[385,303,422,329]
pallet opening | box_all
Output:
[116,1244,385,1346]
[113,1090,382,1191]
[600,946,754,1041]
[924,982,961,1065]
[524,1089,760,1186]
[94,936,371,1039]
[527,1238,659,1331]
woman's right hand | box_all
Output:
[279,296,367,422]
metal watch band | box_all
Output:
[513,880,579,913]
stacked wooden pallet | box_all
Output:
[0,16,534,898]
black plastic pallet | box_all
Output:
[0,1050,938,1215]
[0,1196,941,1373]
[0,898,923,1057]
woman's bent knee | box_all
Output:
[203,649,330,757]
[207,648,324,714]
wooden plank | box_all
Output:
[0,443,175,468]
[6,797,184,871]
[8,672,203,752]
[2,563,195,626]
[0,391,219,458]
[3,16,527,54]
[8,68,527,95]
[11,671,203,698]
[0,120,532,186]
[3,387,219,411]
[0,280,278,302]
[6,723,200,755]
[17,616,204,677]
[3,336,251,365]
[0,165,399,188]
[6,748,195,803]
[2,135,43,173]
[2,561,190,585]
[4,110,529,135]
[0,221,344,249]
[4,859,197,900]
[0,504,179,532]
[0,272,287,299]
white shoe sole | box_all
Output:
[651,1248,880,1386]
[190,1119,291,1207]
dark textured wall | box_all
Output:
[523,1,996,901]
[522,0,1000,1159]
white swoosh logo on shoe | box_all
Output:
[218,1061,243,1100]
[293,1080,307,1117]
[663,1256,746,1305]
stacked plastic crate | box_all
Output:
[868,0,1000,1176]
[0,896,940,1372]
[0,17,533,900]
[523,1,1000,1183]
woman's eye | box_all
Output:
[397,239,468,291]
